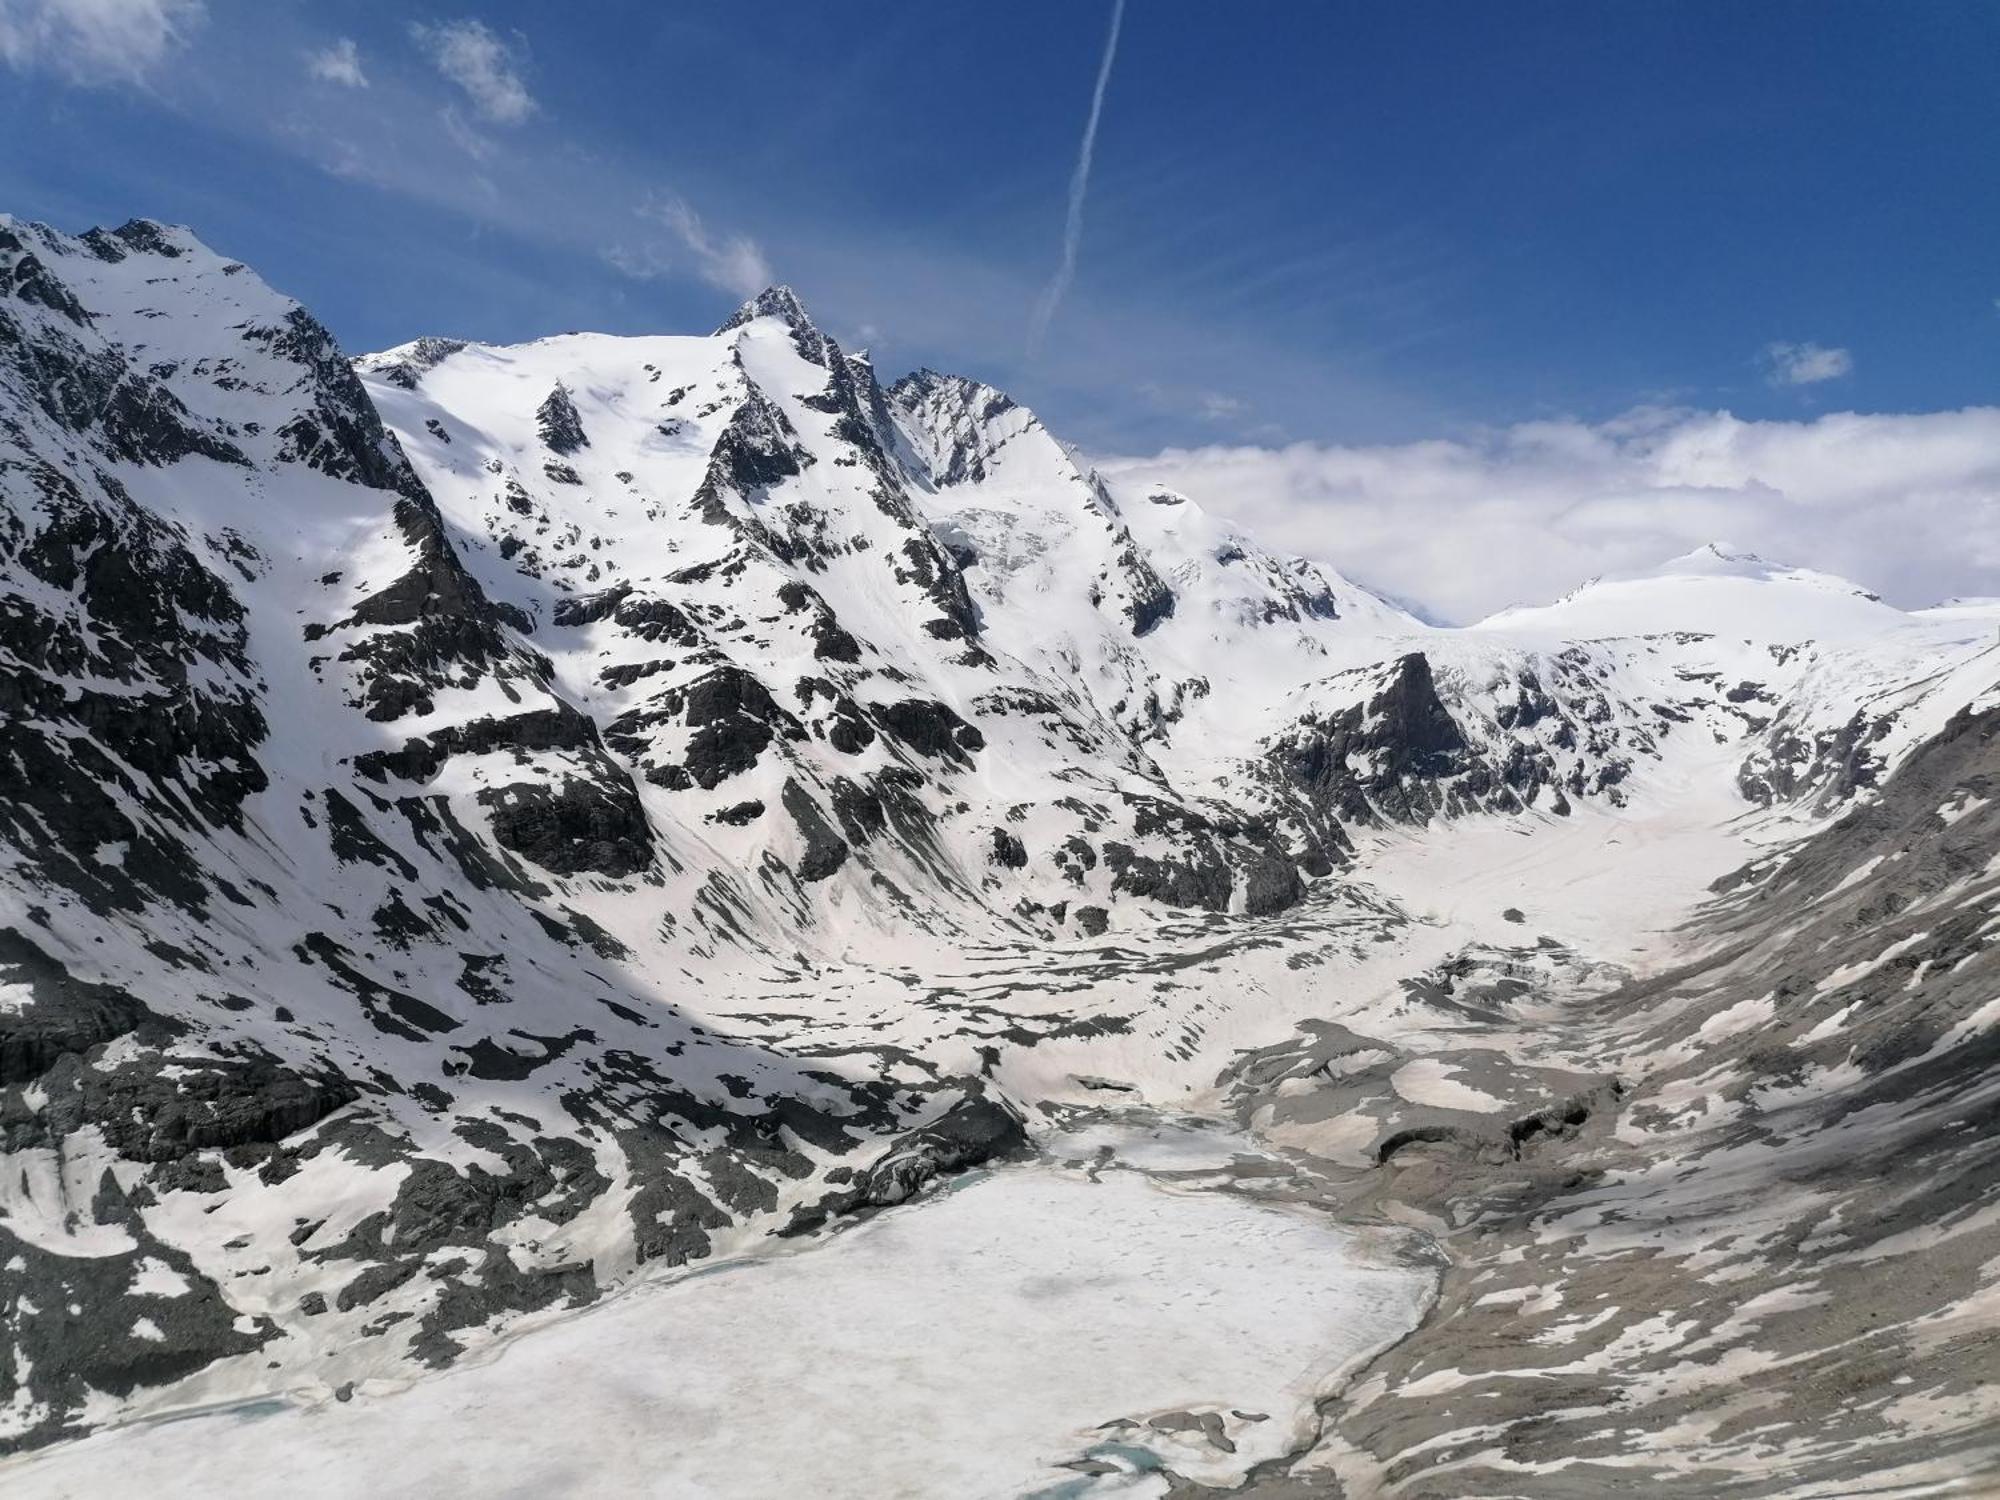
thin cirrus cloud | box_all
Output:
[604,196,773,299]
[0,0,204,84]
[411,18,534,125]
[305,37,366,89]
[1763,340,1854,387]
[1098,404,2000,623]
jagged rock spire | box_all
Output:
[536,382,588,454]
[715,284,833,366]
[715,284,816,338]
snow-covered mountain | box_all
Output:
[3,217,1997,1494]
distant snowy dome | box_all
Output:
[1472,540,1900,640]
[1917,596,2000,618]
[1655,541,1784,576]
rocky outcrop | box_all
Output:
[535,382,588,454]
[782,1095,1027,1233]
[0,930,156,1085]
[478,775,654,878]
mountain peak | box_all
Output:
[715,284,818,338]
[0,214,203,270]
[1654,540,1783,578]
[890,367,1019,418]
[1648,543,1882,599]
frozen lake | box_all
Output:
[4,1123,1434,1499]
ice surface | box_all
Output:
[4,1129,1432,1499]
[1048,1117,1259,1172]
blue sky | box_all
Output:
[4,1,1995,455]
[4,1,1997,618]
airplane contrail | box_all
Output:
[1027,0,1126,357]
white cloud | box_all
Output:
[0,0,202,83]
[1098,406,2000,623]
[1764,340,1853,387]
[306,36,365,89]
[437,105,495,162]
[1198,392,1246,421]
[608,196,772,298]
[412,18,532,125]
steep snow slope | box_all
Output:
[2,215,1997,1494]
[0,222,1035,1452]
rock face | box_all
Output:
[534,383,589,454]
[3,212,1998,1489]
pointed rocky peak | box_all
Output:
[95,218,192,261]
[716,283,814,334]
[715,284,831,365]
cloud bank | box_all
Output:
[0,0,202,83]
[1099,405,2000,623]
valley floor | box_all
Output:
[8,712,2000,1499]
[8,789,1851,1500]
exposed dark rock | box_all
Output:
[1273,652,1496,826]
[989,827,1028,869]
[1238,850,1306,916]
[1103,841,1233,912]
[0,929,157,1085]
[355,702,601,784]
[535,383,588,454]
[45,1051,358,1162]
[612,664,806,791]
[0,1214,275,1454]
[782,1095,1026,1233]
[876,698,984,761]
[781,780,848,882]
[478,776,654,878]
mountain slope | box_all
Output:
[1,216,1997,1492]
